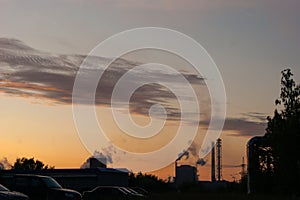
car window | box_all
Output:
[41,177,62,189]
[100,188,112,195]
[15,177,28,187]
[111,188,121,195]
[31,177,44,188]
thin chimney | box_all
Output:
[211,141,216,182]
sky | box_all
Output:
[0,0,300,181]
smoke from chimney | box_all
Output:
[176,150,189,162]
[196,158,207,166]
[187,142,197,157]
[80,146,114,169]
[0,157,12,170]
[94,151,112,164]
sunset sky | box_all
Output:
[0,0,300,181]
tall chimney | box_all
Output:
[216,138,222,181]
[211,141,216,182]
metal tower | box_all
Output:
[216,138,222,181]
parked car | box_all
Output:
[8,174,81,200]
[82,186,144,200]
[0,184,28,200]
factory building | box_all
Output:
[0,158,129,192]
[175,165,197,186]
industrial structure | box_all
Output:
[174,138,223,185]
[175,165,197,186]
[175,151,197,186]
[211,138,222,182]
[216,138,222,181]
[211,142,216,182]
[247,136,272,194]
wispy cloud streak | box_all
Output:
[0,38,204,120]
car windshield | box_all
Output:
[41,177,62,189]
[0,184,9,191]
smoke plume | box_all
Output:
[80,146,114,168]
[0,157,12,169]
[176,150,189,162]
[196,158,207,166]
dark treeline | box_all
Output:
[128,172,170,192]
[12,157,54,170]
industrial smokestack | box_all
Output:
[211,142,216,182]
[175,150,189,182]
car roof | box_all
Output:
[14,174,51,179]
[94,186,121,189]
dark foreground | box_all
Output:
[147,192,300,200]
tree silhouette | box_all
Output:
[265,69,300,194]
[12,157,54,170]
[128,172,169,192]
